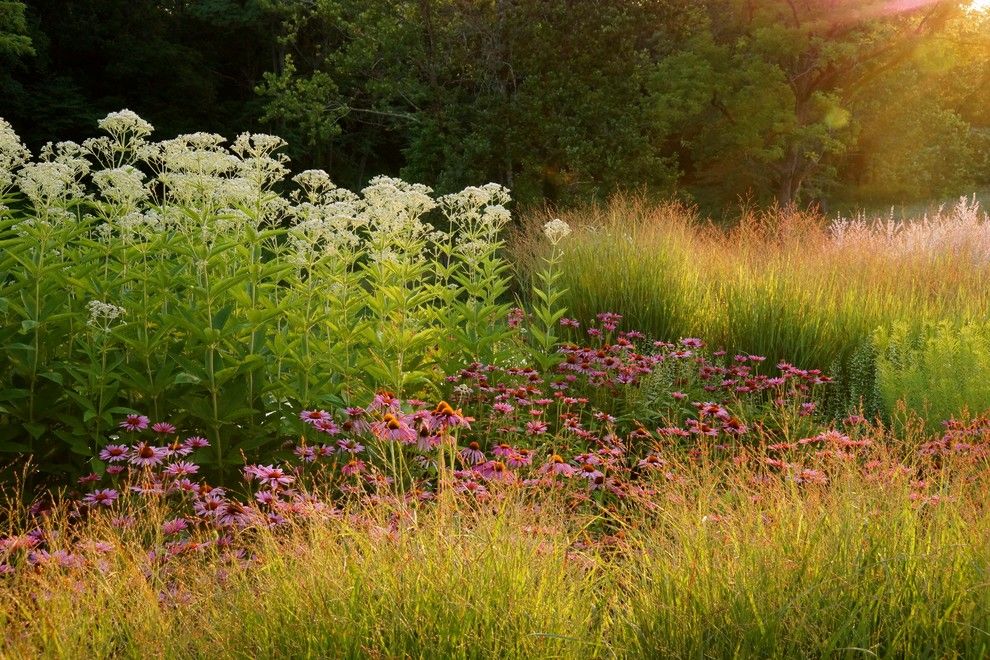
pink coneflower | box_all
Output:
[83,488,119,507]
[0,534,39,552]
[152,422,177,434]
[77,472,100,485]
[166,438,193,457]
[476,460,516,483]
[369,391,401,413]
[216,500,256,527]
[560,317,580,328]
[415,429,441,451]
[525,420,548,436]
[105,465,125,476]
[162,518,188,535]
[183,435,210,450]
[371,413,417,444]
[638,454,667,470]
[722,418,748,435]
[455,479,489,497]
[245,464,295,489]
[671,391,687,401]
[130,482,165,496]
[799,402,816,416]
[539,455,575,477]
[163,461,199,477]
[294,445,317,462]
[193,493,225,518]
[130,442,167,467]
[343,407,371,434]
[492,402,515,415]
[299,409,333,425]
[119,414,150,432]
[459,441,486,466]
[507,448,534,468]
[341,459,366,476]
[175,478,200,493]
[596,312,622,331]
[314,418,341,435]
[680,338,704,348]
[507,307,525,328]
[492,443,514,458]
[337,438,365,454]
[428,401,473,431]
[99,444,129,462]
[256,490,280,507]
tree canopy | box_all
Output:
[2,0,987,211]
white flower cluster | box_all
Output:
[0,117,29,193]
[360,176,437,241]
[97,109,154,140]
[92,165,148,208]
[86,300,127,330]
[543,218,572,245]
[440,183,512,246]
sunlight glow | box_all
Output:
[969,0,990,12]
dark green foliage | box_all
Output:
[1,1,987,210]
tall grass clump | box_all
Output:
[0,112,516,477]
[4,455,990,657]
[0,497,605,658]
[616,461,990,658]
[513,195,990,418]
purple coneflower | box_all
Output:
[183,435,210,450]
[372,413,417,444]
[428,401,472,431]
[299,409,332,425]
[77,472,100,485]
[99,444,130,462]
[130,442,167,467]
[314,418,341,435]
[119,414,150,432]
[337,438,365,454]
[506,448,534,468]
[163,461,199,477]
[294,445,317,462]
[525,420,548,436]
[83,488,119,507]
[369,390,401,413]
[459,441,485,466]
[492,402,514,415]
[162,518,188,535]
[343,407,371,434]
[539,455,575,477]
[341,459,366,476]
[152,421,177,434]
[476,460,515,483]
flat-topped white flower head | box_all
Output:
[543,218,572,245]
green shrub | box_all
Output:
[0,112,517,477]
[875,321,990,428]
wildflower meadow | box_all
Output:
[3,102,990,657]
